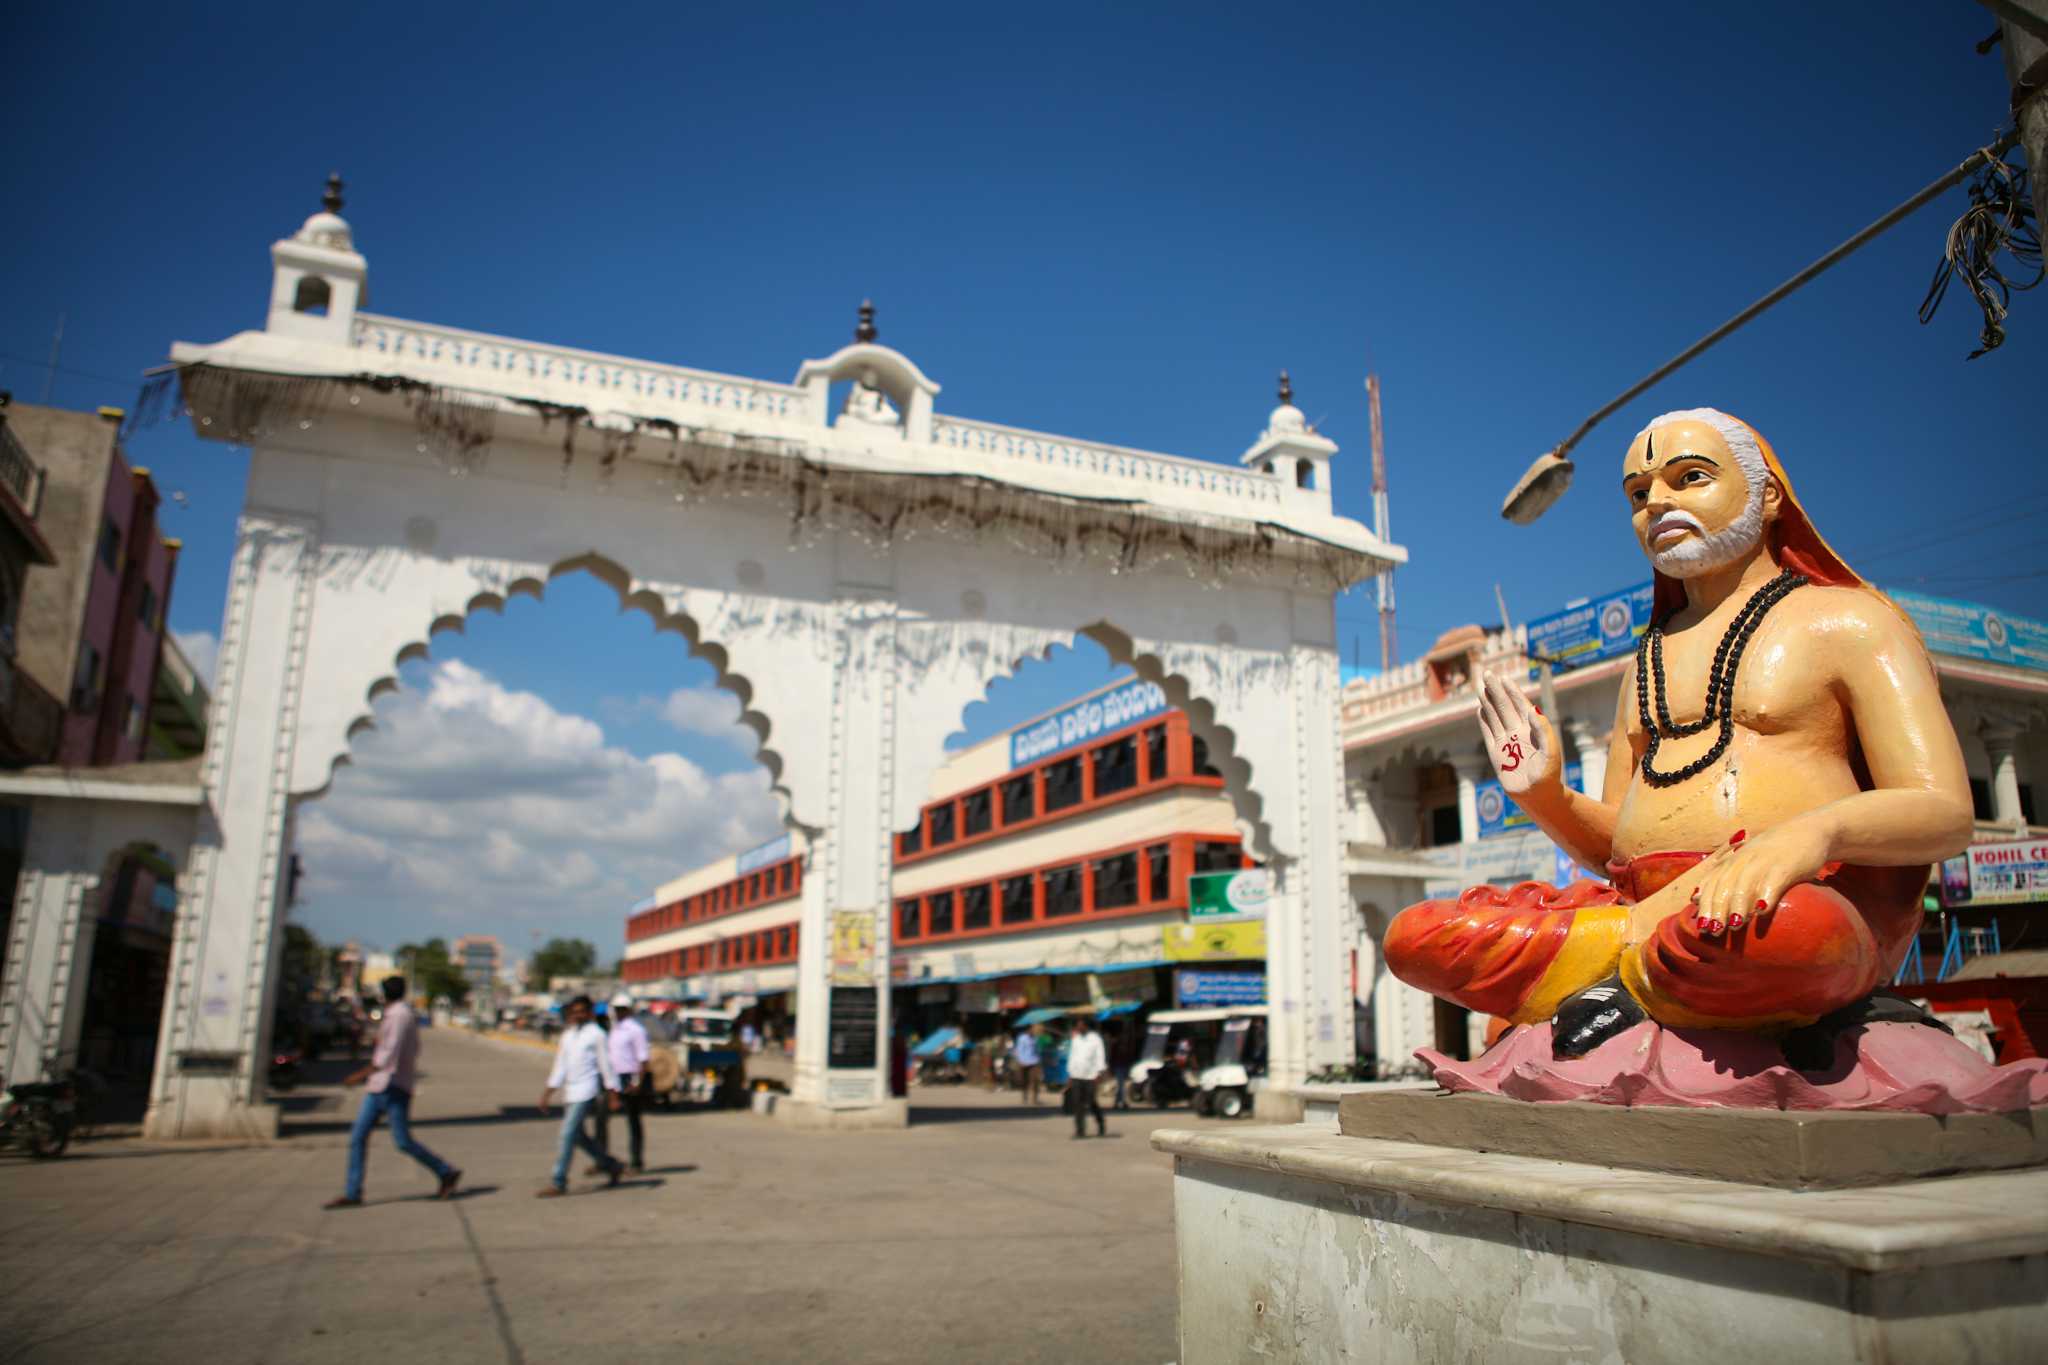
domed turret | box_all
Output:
[1239,370,1337,500]
[267,172,368,346]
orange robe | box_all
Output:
[1384,855,1926,1032]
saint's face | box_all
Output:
[1620,420,1753,565]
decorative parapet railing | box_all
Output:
[350,314,807,421]
[349,316,1294,510]
[1340,625,1536,731]
[930,415,1285,508]
[0,416,44,518]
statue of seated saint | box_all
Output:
[841,375,900,429]
[1385,408,2046,1108]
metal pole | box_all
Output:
[1365,374,1396,668]
[1987,2,2048,234]
[1549,131,2019,465]
[1503,130,2021,523]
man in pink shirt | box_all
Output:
[324,976,461,1209]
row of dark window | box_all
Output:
[897,713,1222,862]
[894,835,1248,946]
[623,921,800,980]
[626,856,802,943]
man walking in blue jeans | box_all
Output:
[324,976,460,1209]
[536,994,624,1197]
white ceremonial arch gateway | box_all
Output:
[0,180,1404,1136]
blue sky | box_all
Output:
[7,3,2042,954]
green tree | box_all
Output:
[527,937,598,991]
[397,937,472,1005]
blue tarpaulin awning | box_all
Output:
[1012,1007,1071,1028]
[911,1027,963,1057]
[1092,1001,1142,1020]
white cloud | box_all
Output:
[296,660,783,951]
[173,630,218,687]
[601,684,757,753]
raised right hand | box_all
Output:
[1477,673,1563,798]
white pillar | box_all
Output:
[1449,753,1490,844]
[0,801,96,1087]
[146,513,317,1139]
[1564,719,1609,801]
[1980,723,2026,833]
[782,587,906,1129]
[1259,642,1354,1106]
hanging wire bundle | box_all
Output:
[1919,149,2041,358]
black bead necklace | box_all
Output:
[1636,569,1807,787]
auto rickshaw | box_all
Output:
[1126,1007,1268,1116]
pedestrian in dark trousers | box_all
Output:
[324,976,461,1209]
[1064,1016,1108,1139]
[587,994,651,1172]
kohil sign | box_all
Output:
[1009,677,1169,769]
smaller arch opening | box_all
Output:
[293,275,332,316]
[1295,459,1314,490]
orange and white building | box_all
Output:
[622,675,1257,1014]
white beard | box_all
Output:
[1650,488,1765,578]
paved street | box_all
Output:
[0,1028,1227,1364]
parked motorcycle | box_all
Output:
[0,1076,77,1159]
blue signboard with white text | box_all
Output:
[1175,969,1268,1008]
[736,833,793,875]
[1477,764,1583,838]
[1525,582,1655,676]
[1887,590,2048,674]
[1009,677,1169,770]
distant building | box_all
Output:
[623,675,1255,1048]
[452,934,505,1001]
[0,399,194,1064]
[5,400,182,768]
[0,398,60,769]
[147,631,209,760]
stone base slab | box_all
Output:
[1154,1124,2048,1364]
[140,1100,280,1141]
[773,1097,909,1131]
[1340,1089,2048,1189]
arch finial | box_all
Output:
[322,172,345,214]
[855,299,878,344]
[1277,370,1293,406]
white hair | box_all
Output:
[1637,407,1768,495]
[1634,408,1768,578]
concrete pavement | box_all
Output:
[0,1027,1236,1363]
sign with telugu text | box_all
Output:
[1009,677,1169,769]
[1941,836,2048,908]
[1175,969,1267,1007]
[1525,583,1654,677]
[1887,590,2048,674]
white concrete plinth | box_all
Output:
[1290,1079,1436,1128]
[1154,1124,2048,1364]
[774,1097,909,1131]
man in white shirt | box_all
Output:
[324,975,460,1208]
[537,995,624,1196]
[1063,1016,1109,1139]
[589,994,652,1172]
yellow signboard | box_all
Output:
[830,909,876,986]
[1162,920,1267,962]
